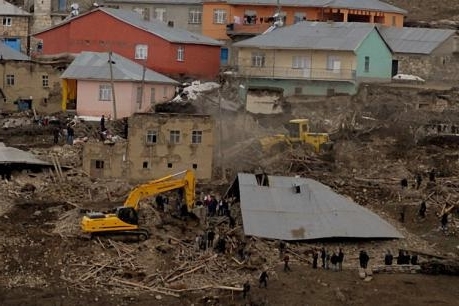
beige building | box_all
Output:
[0,43,63,113]
[0,0,31,54]
[82,112,214,182]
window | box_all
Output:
[135,44,148,60]
[99,84,112,101]
[95,160,104,169]
[251,52,265,67]
[136,86,143,104]
[292,56,306,69]
[154,8,166,22]
[213,9,227,24]
[364,56,370,72]
[177,46,184,61]
[191,130,202,144]
[2,17,12,26]
[327,56,341,72]
[244,10,257,25]
[142,161,149,169]
[42,75,49,87]
[6,74,14,86]
[167,163,173,168]
[192,163,197,169]
[146,130,157,144]
[169,130,180,144]
[392,16,396,26]
[188,8,202,24]
[294,12,306,23]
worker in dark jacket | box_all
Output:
[259,270,269,288]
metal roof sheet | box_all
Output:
[0,0,31,16]
[378,26,455,54]
[61,51,179,83]
[237,173,403,240]
[0,143,51,166]
[0,42,30,60]
[105,0,201,4]
[101,8,222,46]
[233,21,376,51]
[222,0,407,14]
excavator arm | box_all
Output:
[124,169,196,211]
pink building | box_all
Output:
[61,51,178,118]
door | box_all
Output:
[301,57,311,78]
[220,48,229,65]
[4,38,20,51]
[391,60,399,77]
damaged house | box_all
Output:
[82,112,214,181]
[227,173,403,240]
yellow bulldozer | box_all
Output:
[260,119,333,154]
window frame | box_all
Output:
[169,130,180,144]
[95,160,105,169]
[135,44,148,60]
[251,52,265,67]
[99,84,112,101]
[364,56,370,73]
[146,130,158,144]
[177,46,185,61]
[6,74,14,86]
[191,130,203,144]
[154,8,166,22]
[327,56,341,72]
[188,8,202,24]
[213,9,227,24]
[2,17,12,27]
[42,75,49,88]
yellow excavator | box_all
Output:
[260,119,333,154]
[81,170,196,241]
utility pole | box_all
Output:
[218,90,224,180]
[108,51,117,120]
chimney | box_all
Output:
[168,21,174,27]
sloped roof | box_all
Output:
[61,51,179,84]
[0,42,30,60]
[106,0,201,3]
[236,173,403,240]
[34,7,221,46]
[233,21,376,51]
[221,0,407,14]
[0,143,51,166]
[0,0,31,16]
[378,26,456,55]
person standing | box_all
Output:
[330,252,338,271]
[441,213,449,231]
[279,240,286,259]
[419,201,427,218]
[359,250,369,269]
[384,250,393,265]
[283,254,291,272]
[338,248,344,271]
[53,126,60,144]
[429,169,436,182]
[207,229,215,248]
[259,270,269,288]
[100,115,106,131]
[415,174,423,189]
[66,124,74,145]
[312,250,318,269]
[320,247,326,269]
[242,280,251,299]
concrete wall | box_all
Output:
[82,113,214,181]
[0,60,62,113]
[75,80,176,118]
[355,28,392,82]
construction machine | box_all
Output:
[260,119,333,154]
[80,170,196,241]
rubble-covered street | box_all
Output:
[1,81,459,306]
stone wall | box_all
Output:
[395,53,459,81]
[3,16,30,53]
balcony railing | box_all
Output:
[238,66,356,81]
[226,23,271,35]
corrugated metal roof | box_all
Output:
[0,42,30,60]
[233,21,376,51]
[0,0,31,16]
[105,0,201,4]
[61,51,179,83]
[378,26,455,54]
[224,0,407,14]
[237,173,403,240]
[101,8,222,46]
[0,143,51,166]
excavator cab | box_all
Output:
[116,207,139,225]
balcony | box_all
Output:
[238,66,357,82]
[226,23,271,36]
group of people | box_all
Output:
[311,247,345,271]
[195,228,227,254]
[384,250,418,265]
[198,194,230,217]
[400,169,436,191]
[52,122,75,145]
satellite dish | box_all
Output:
[70,3,79,17]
